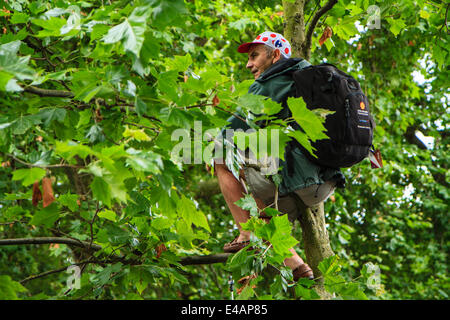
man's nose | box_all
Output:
[246,60,253,69]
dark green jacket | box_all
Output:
[226,58,345,196]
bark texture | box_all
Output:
[283,0,307,59]
[297,202,334,299]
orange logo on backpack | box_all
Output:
[360,101,366,110]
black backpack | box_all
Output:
[291,63,375,169]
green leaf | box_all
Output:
[102,6,150,57]
[270,274,288,297]
[337,19,359,40]
[3,206,28,220]
[386,18,406,37]
[126,149,163,174]
[55,141,94,160]
[105,225,130,245]
[318,255,341,276]
[263,98,283,115]
[30,203,60,227]
[98,209,117,222]
[177,195,210,232]
[11,12,29,24]
[77,109,92,128]
[0,41,35,89]
[228,244,250,267]
[235,194,259,217]
[82,86,102,103]
[90,23,110,42]
[151,216,173,230]
[0,275,27,299]
[60,6,81,36]
[38,108,67,127]
[165,54,192,72]
[58,193,79,211]
[86,124,105,143]
[238,93,267,114]
[140,32,160,61]
[295,284,321,300]
[92,262,123,286]
[123,126,151,141]
[287,130,316,158]
[339,283,368,300]
[11,115,41,134]
[148,0,187,29]
[135,97,147,117]
[90,176,112,207]
[287,97,329,142]
[31,17,66,37]
[260,215,298,256]
[237,284,255,300]
[12,167,46,186]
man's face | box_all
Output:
[246,44,276,79]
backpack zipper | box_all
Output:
[343,98,351,141]
[345,98,350,118]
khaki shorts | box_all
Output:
[242,167,336,223]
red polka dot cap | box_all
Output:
[237,31,292,58]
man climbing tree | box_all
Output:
[0,0,447,301]
[214,31,345,282]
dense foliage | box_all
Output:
[0,0,448,300]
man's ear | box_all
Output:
[272,48,282,63]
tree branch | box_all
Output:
[0,237,102,251]
[1,237,232,265]
[404,126,428,150]
[304,0,337,59]
[6,153,84,169]
[23,85,74,98]
[20,264,75,285]
[180,253,231,265]
[19,257,121,285]
[5,234,234,288]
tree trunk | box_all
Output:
[283,0,307,59]
[297,202,334,299]
[283,0,337,299]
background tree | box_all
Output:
[0,0,448,300]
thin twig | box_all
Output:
[123,121,160,132]
[216,105,247,123]
[6,154,83,169]
[88,203,100,251]
[0,220,26,226]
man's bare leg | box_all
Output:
[215,162,309,273]
[215,162,251,242]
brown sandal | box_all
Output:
[293,263,314,281]
[223,236,251,253]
